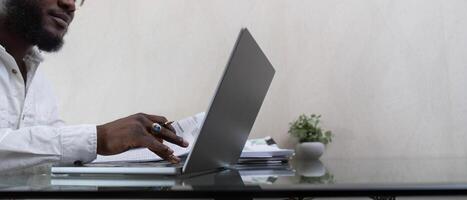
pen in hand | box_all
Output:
[163,121,175,132]
[164,121,174,126]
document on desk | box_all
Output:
[92,112,206,163]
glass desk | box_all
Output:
[1,158,467,199]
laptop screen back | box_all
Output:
[183,29,276,174]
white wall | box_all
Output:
[41,0,467,159]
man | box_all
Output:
[0,0,188,171]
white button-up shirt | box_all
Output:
[0,45,96,172]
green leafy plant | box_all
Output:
[288,114,333,145]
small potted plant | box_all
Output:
[289,114,333,160]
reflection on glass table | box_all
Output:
[2,158,467,198]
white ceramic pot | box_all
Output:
[296,142,325,160]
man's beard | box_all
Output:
[5,0,64,52]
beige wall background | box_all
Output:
[41,0,467,159]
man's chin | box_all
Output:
[37,42,64,52]
[35,33,64,52]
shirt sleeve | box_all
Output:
[0,125,97,171]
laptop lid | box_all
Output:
[183,28,276,174]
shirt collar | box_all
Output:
[23,46,44,65]
[0,44,44,65]
[23,47,43,87]
[0,44,44,87]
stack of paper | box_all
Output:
[238,137,294,166]
[242,137,294,157]
[92,113,294,164]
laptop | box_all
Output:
[51,28,276,175]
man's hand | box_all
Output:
[96,113,189,164]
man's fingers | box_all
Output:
[141,136,180,164]
[138,113,176,132]
[164,122,176,133]
[156,126,189,147]
[138,114,189,147]
[144,114,176,132]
